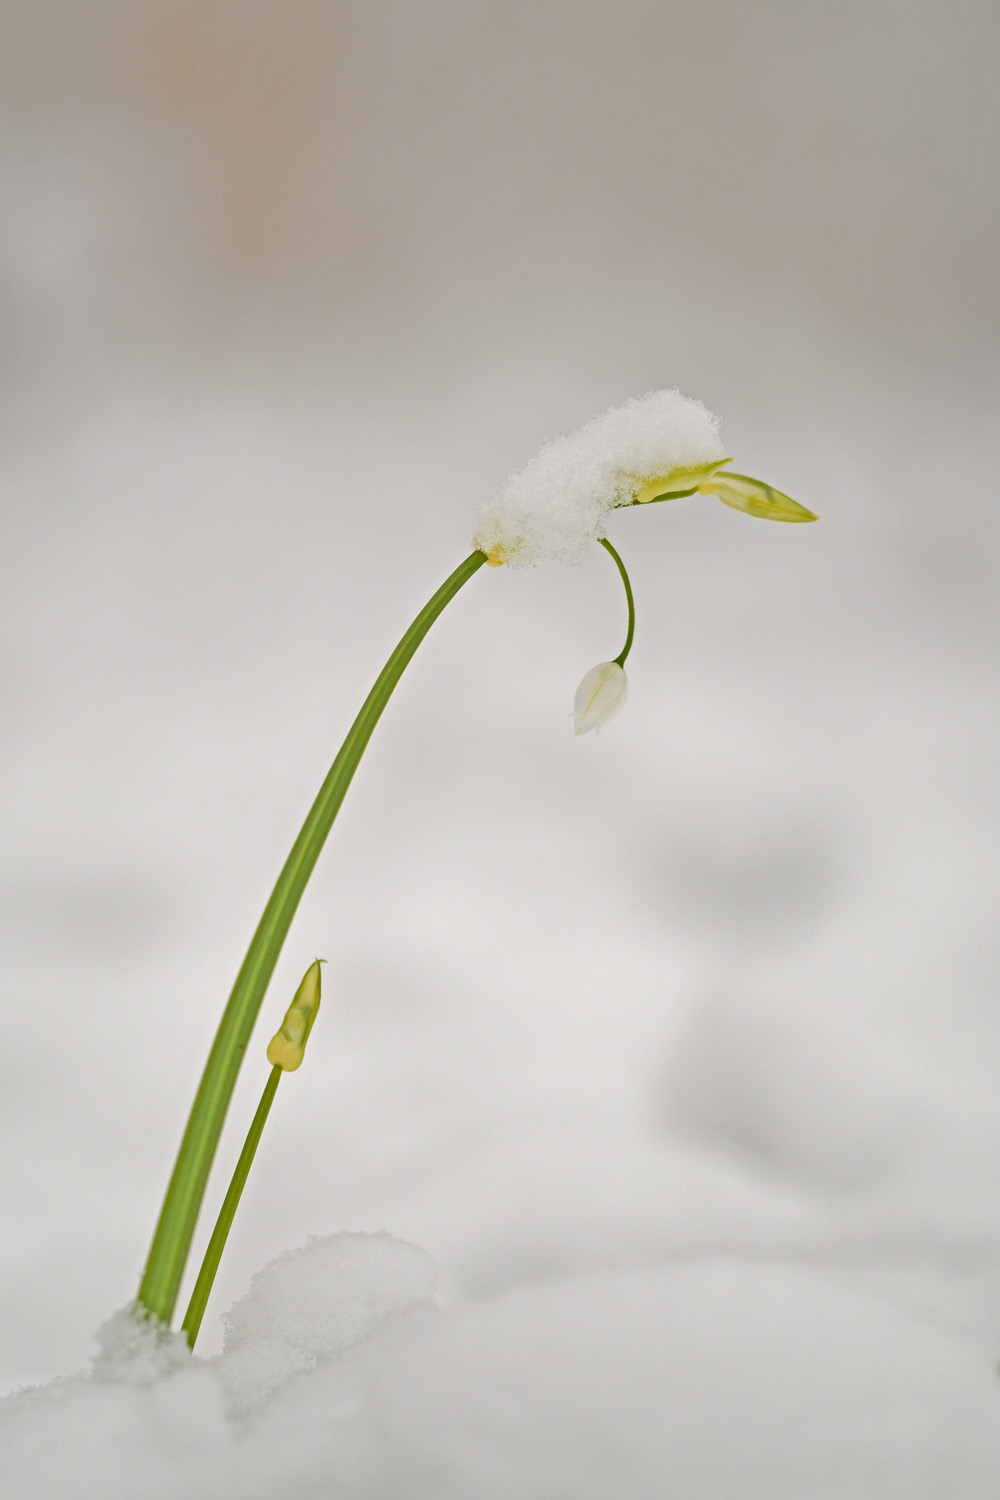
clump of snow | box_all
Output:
[0,1339,229,1500]
[0,1231,438,1499]
[472,389,725,568]
[222,1230,436,1357]
[92,1305,191,1388]
[214,1230,437,1416]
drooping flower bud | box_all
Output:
[572,661,628,736]
[266,959,323,1071]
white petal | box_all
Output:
[572,661,628,736]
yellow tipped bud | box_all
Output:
[484,548,506,567]
[634,459,732,505]
[266,960,324,1071]
[710,472,818,523]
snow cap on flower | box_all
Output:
[473,390,726,569]
[573,661,628,736]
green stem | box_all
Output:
[598,537,635,666]
[180,1065,282,1350]
[138,549,488,1325]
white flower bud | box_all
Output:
[572,661,628,736]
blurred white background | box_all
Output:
[1,0,999,1392]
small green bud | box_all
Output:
[266,960,324,1071]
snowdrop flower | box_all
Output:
[137,389,819,1334]
[472,392,817,738]
[568,535,634,737]
[573,660,628,735]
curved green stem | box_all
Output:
[138,549,488,1325]
[598,537,635,666]
[180,1066,281,1350]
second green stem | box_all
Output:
[180,1066,281,1349]
[598,536,635,666]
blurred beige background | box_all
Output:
[1,0,999,1391]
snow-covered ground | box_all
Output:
[6,1231,1000,1499]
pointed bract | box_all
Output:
[705,472,818,523]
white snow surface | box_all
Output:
[4,1231,1000,1499]
[471,389,725,567]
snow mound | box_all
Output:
[215,1230,437,1415]
[223,1230,436,1358]
[361,1260,1000,1500]
[472,389,724,568]
[5,1242,1000,1499]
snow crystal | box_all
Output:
[472,389,725,568]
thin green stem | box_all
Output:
[598,537,635,666]
[138,549,488,1326]
[181,1065,282,1350]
